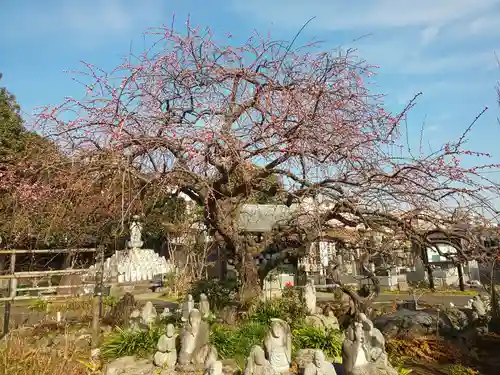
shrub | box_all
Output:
[210,321,267,366]
[291,324,342,359]
[100,326,162,360]
[247,287,307,327]
[189,278,239,310]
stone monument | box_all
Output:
[154,323,177,368]
[128,216,144,249]
[243,345,277,375]
[303,350,337,375]
[263,318,292,373]
[304,279,317,315]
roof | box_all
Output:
[238,204,298,232]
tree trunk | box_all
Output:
[237,247,261,301]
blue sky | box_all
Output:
[1,0,499,174]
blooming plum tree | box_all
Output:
[36,23,500,300]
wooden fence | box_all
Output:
[0,247,105,346]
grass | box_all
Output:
[0,330,88,375]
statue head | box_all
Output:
[208,361,222,375]
[271,321,283,338]
[251,345,267,366]
[313,350,325,367]
[200,293,208,301]
[189,309,202,327]
[187,294,193,302]
[353,321,364,342]
[166,323,175,337]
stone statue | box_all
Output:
[343,315,396,375]
[129,309,142,331]
[471,295,487,320]
[128,216,144,249]
[154,323,177,368]
[304,279,317,315]
[343,320,369,375]
[140,301,158,326]
[178,309,216,370]
[160,307,171,319]
[304,350,337,375]
[199,293,210,317]
[205,360,223,375]
[264,318,292,373]
[359,313,387,366]
[182,294,195,322]
[243,345,277,375]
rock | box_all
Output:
[373,308,454,338]
[74,334,92,349]
[221,359,241,375]
[104,356,156,375]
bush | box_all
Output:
[210,321,267,366]
[100,326,163,360]
[189,278,239,310]
[291,324,342,359]
[246,287,307,327]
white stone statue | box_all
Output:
[263,318,292,373]
[128,217,144,249]
[182,294,195,322]
[199,293,210,317]
[304,350,337,375]
[471,295,487,320]
[243,345,277,375]
[304,279,317,315]
[154,323,177,368]
[140,301,157,326]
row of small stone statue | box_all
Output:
[128,293,211,331]
[151,306,396,375]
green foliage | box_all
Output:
[102,296,119,308]
[0,72,24,155]
[29,299,50,312]
[210,321,267,366]
[291,325,343,359]
[446,364,479,375]
[246,287,307,327]
[189,278,239,310]
[100,326,162,360]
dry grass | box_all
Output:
[0,330,92,375]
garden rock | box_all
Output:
[104,356,156,375]
[373,308,454,338]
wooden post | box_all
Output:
[91,246,105,348]
[2,252,17,337]
[457,263,465,291]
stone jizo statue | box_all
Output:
[177,309,216,370]
[243,345,277,375]
[264,318,292,373]
[304,350,337,375]
[359,313,387,366]
[199,293,210,317]
[304,279,317,315]
[140,301,157,326]
[128,217,144,249]
[182,294,195,322]
[154,323,177,368]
